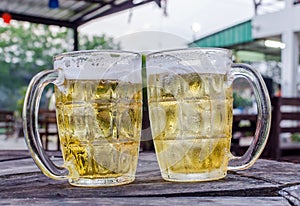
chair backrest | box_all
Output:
[231,114,257,155]
[38,109,59,150]
[264,97,300,159]
[0,111,15,138]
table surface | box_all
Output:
[0,150,299,206]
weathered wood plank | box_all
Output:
[0,151,298,206]
[281,127,300,133]
[233,114,257,122]
[0,150,31,161]
[235,159,300,185]
[279,184,300,206]
[0,197,290,206]
[281,98,300,106]
[0,153,278,199]
[281,112,300,120]
[0,172,278,199]
[0,150,61,162]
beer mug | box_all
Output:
[146,48,271,182]
[23,50,143,187]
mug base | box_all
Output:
[161,168,227,182]
[68,175,135,187]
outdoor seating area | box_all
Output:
[1,0,300,205]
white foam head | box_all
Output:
[54,50,142,83]
[146,48,232,75]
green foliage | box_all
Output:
[79,34,120,50]
[233,92,253,109]
[0,21,119,111]
[16,86,28,117]
[291,133,300,142]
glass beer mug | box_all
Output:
[146,48,271,182]
[23,50,143,187]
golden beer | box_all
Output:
[148,72,233,181]
[55,79,142,185]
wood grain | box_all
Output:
[0,151,298,205]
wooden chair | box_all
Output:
[0,111,15,139]
[231,114,257,156]
[263,97,300,159]
[38,109,60,151]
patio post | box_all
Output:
[281,30,299,97]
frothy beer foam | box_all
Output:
[53,51,141,81]
[146,48,232,75]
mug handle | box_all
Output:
[23,69,68,180]
[228,63,271,171]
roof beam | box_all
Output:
[0,11,77,28]
[74,0,161,26]
[0,0,161,28]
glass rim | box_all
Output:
[146,47,232,57]
[54,49,141,61]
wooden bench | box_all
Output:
[264,97,300,159]
[231,114,257,156]
[0,111,15,139]
[38,109,59,151]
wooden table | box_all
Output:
[0,150,299,205]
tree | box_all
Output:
[0,21,120,111]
